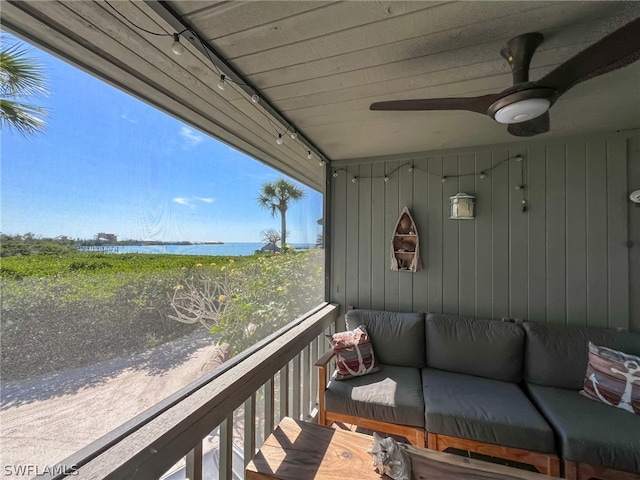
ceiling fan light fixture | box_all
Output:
[493,98,550,124]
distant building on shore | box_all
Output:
[257,242,281,253]
[96,232,117,242]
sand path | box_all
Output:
[0,330,225,478]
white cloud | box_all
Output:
[180,127,203,147]
[121,114,137,124]
[173,197,214,206]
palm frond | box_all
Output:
[257,193,277,217]
[0,43,48,98]
[272,179,305,201]
[0,39,48,137]
[0,99,47,136]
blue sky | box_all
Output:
[1,35,322,244]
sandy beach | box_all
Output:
[0,330,225,479]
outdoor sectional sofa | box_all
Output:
[316,309,640,480]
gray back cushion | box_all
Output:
[523,322,640,390]
[345,309,425,368]
[425,314,525,383]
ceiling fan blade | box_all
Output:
[538,17,640,96]
[507,112,550,137]
[370,94,502,115]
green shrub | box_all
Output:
[170,250,324,355]
[0,268,196,380]
[0,250,324,380]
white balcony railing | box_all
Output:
[43,303,339,480]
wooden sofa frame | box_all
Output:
[563,460,640,480]
[428,432,559,477]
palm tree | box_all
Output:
[1,41,48,137]
[257,178,305,248]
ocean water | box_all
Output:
[89,243,316,256]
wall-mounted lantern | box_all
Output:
[449,192,475,220]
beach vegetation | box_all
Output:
[0,248,323,380]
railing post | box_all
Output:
[185,441,203,480]
[243,394,256,467]
[311,337,319,416]
[219,414,233,480]
[292,354,301,420]
[279,365,289,420]
[302,345,311,419]
[264,377,275,436]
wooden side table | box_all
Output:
[246,417,557,480]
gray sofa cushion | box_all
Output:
[325,364,425,428]
[425,314,525,382]
[345,309,425,368]
[526,382,640,474]
[523,322,640,389]
[422,368,555,453]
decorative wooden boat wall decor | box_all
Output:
[391,206,421,272]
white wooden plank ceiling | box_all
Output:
[3,1,640,190]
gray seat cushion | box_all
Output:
[325,364,425,428]
[346,309,425,368]
[426,314,525,382]
[422,368,555,453]
[525,382,640,474]
[523,322,640,389]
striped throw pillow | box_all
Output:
[581,342,640,415]
[328,325,380,380]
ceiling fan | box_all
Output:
[370,18,640,137]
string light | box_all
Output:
[171,33,185,55]
[319,159,325,166]
[518,154,527,212]
[307,151,313,160]
[330,155,527,213]
[329,155,523,183]
[105,2,324,165]
[217,75,227,90]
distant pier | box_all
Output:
[78,245,120,253]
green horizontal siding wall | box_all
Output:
[330,132,637,331]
